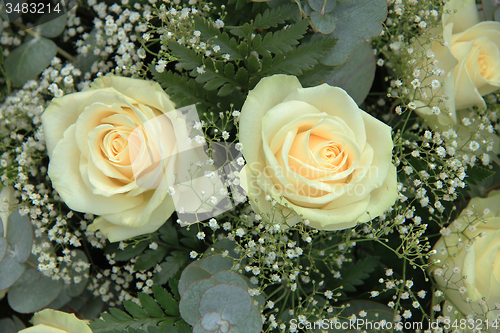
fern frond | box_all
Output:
[261,38,337,76]
[252,19,309,55]
[253,4,298,30]
[193,16,244,60]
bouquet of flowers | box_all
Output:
[0,0,499,332]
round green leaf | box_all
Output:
[210,271,247,290]
[232,305,263,333]
[179,279,218,325]
[6,211,33,263]
[199,254,233,274]
[0,236,7,262]
[4,37,57,87]
[0,318,16,333]
[179,265,212,296]
[0,252,26,291]
[310,12,336,34]
[35,13,68,38]
[199,284,252,324]
[318,0,387,66]
[308,0,337,13]
[323,41,376,105]
[8,267,64,313]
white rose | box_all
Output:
[239,75,398,230]
[42,76,219,242]
[415,0,500,129]
[429,191,500,320]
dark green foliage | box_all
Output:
[328,256,379,292]
[89,287,184,333]
[467,166,496,185]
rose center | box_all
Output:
[102,129,130,162]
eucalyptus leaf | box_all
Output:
[36,12,67,38]
[232,305,263,333]
[179,265,212,296]
[12,316,25,330]
[0,217,3,238]
[323,41,375,105]
[198,254,233,274]
[6,211,33,263]
[0,252,26,291]
[210,271,247,289]
[179,279,218,325]
[4,37,57,87]
[318,0,386,66]
[199,284,252,324]
[310,11,336,34]
[8,267,64,313]
[0,318,16,333]
[0,236,7,262]
[308,0,337,13]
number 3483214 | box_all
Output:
[5,2,62,14]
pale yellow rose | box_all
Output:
[429,191,500,320]
[239,75,398,230]
[415,0,500,129]
[42,76,185,242]
[19,309,92,333]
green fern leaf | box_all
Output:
[253,4,298,29]
[168,42,202,71]
[153,285,179,317]
[124,300,150,320]
[263,38,337,76]
[252,20,309,56]
[138,293,165,318]
[193,16,243,60]
[109,308,133,322]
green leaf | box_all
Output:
[153,285,179,317]
[8,267,64,313]
[218,83,236,96]
[35,13,68,38]
[232,305,263,333]
[467,166,496,185]
[210,271,247,289]
[0,236,7,262]
[179,280,218,325]
[0,251,26,291]
[134,246,168,272]
[109,308,133,321]
[4,37,57,87]
[6,211,33,263]
[262,38,337,76]
[112,241,149,262]
[322,41,375,105]
[158,220,179,246]
[297,63,335,87]
[253,4,298,29]
[318,0,387,66]
[138,293,165,318]
[234,67,249,86]
[199,284,252,323]
[153,252,187,286]
[247,53,261,74]
[193,16,243,60]
[168,41,202,71]
[252,19,309,55]
[330,256,379,292]
[0,318,17,333]
[308,0,337,13]
[124,300,151,320]
[310,11,336,34]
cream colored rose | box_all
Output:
[19,309,92,333]
[239,75,398,230]
[429,191,500,320]
[415,0,500,129]
[42,76,185,242]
